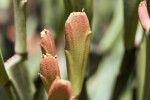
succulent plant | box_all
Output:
[2,0,150,100]
[64,10,92,97]
[39,10,92,99]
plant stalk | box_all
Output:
[0,50,9,86]
[111,0,141,99]
[4,81,13,100]
[143,29,150,100]
[0,50,13,100]
[13,0,27,54]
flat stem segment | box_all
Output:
[13,0,27,54]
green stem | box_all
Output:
[124,0,141,50]
[4,0,35,99]
[136,34,146,100]
[5,54,35,100]
[4,81,14,100]
[143,29,150,100]
[111,48,137,100]
[0,50,9,86]
[13,0,27,54]
[5,54,22,100]
[0,50,13,100]
[111,0,141,99]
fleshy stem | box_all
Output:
[14,0,27,54]
[0,50,9,86]
[2,0,29,99]
[4,81,14,100]
[143,29,150,100]
[0,50,13,100]
[111,0,141,99]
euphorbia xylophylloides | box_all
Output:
[39,10,92,100]
[65,9,92,97]
[39,29,60,93]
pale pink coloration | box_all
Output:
[65,12,91,38]
[138,1,150,30]
[40,54,60,93]
[65,12,92,49]
[48,78,73,100]
[40,29,56,56]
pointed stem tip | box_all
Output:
[138,1,150,30]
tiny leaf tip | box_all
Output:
[46,53,50,56]
[44,29,48,34]
[40,31,45,38]
[139,1,147,6]
[82,8,85,12]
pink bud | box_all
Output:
[40,53,60,93]
[138,1,150,30]
[40,29,56,56]
[48,78,73,100]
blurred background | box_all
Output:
[0,0,145,100]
